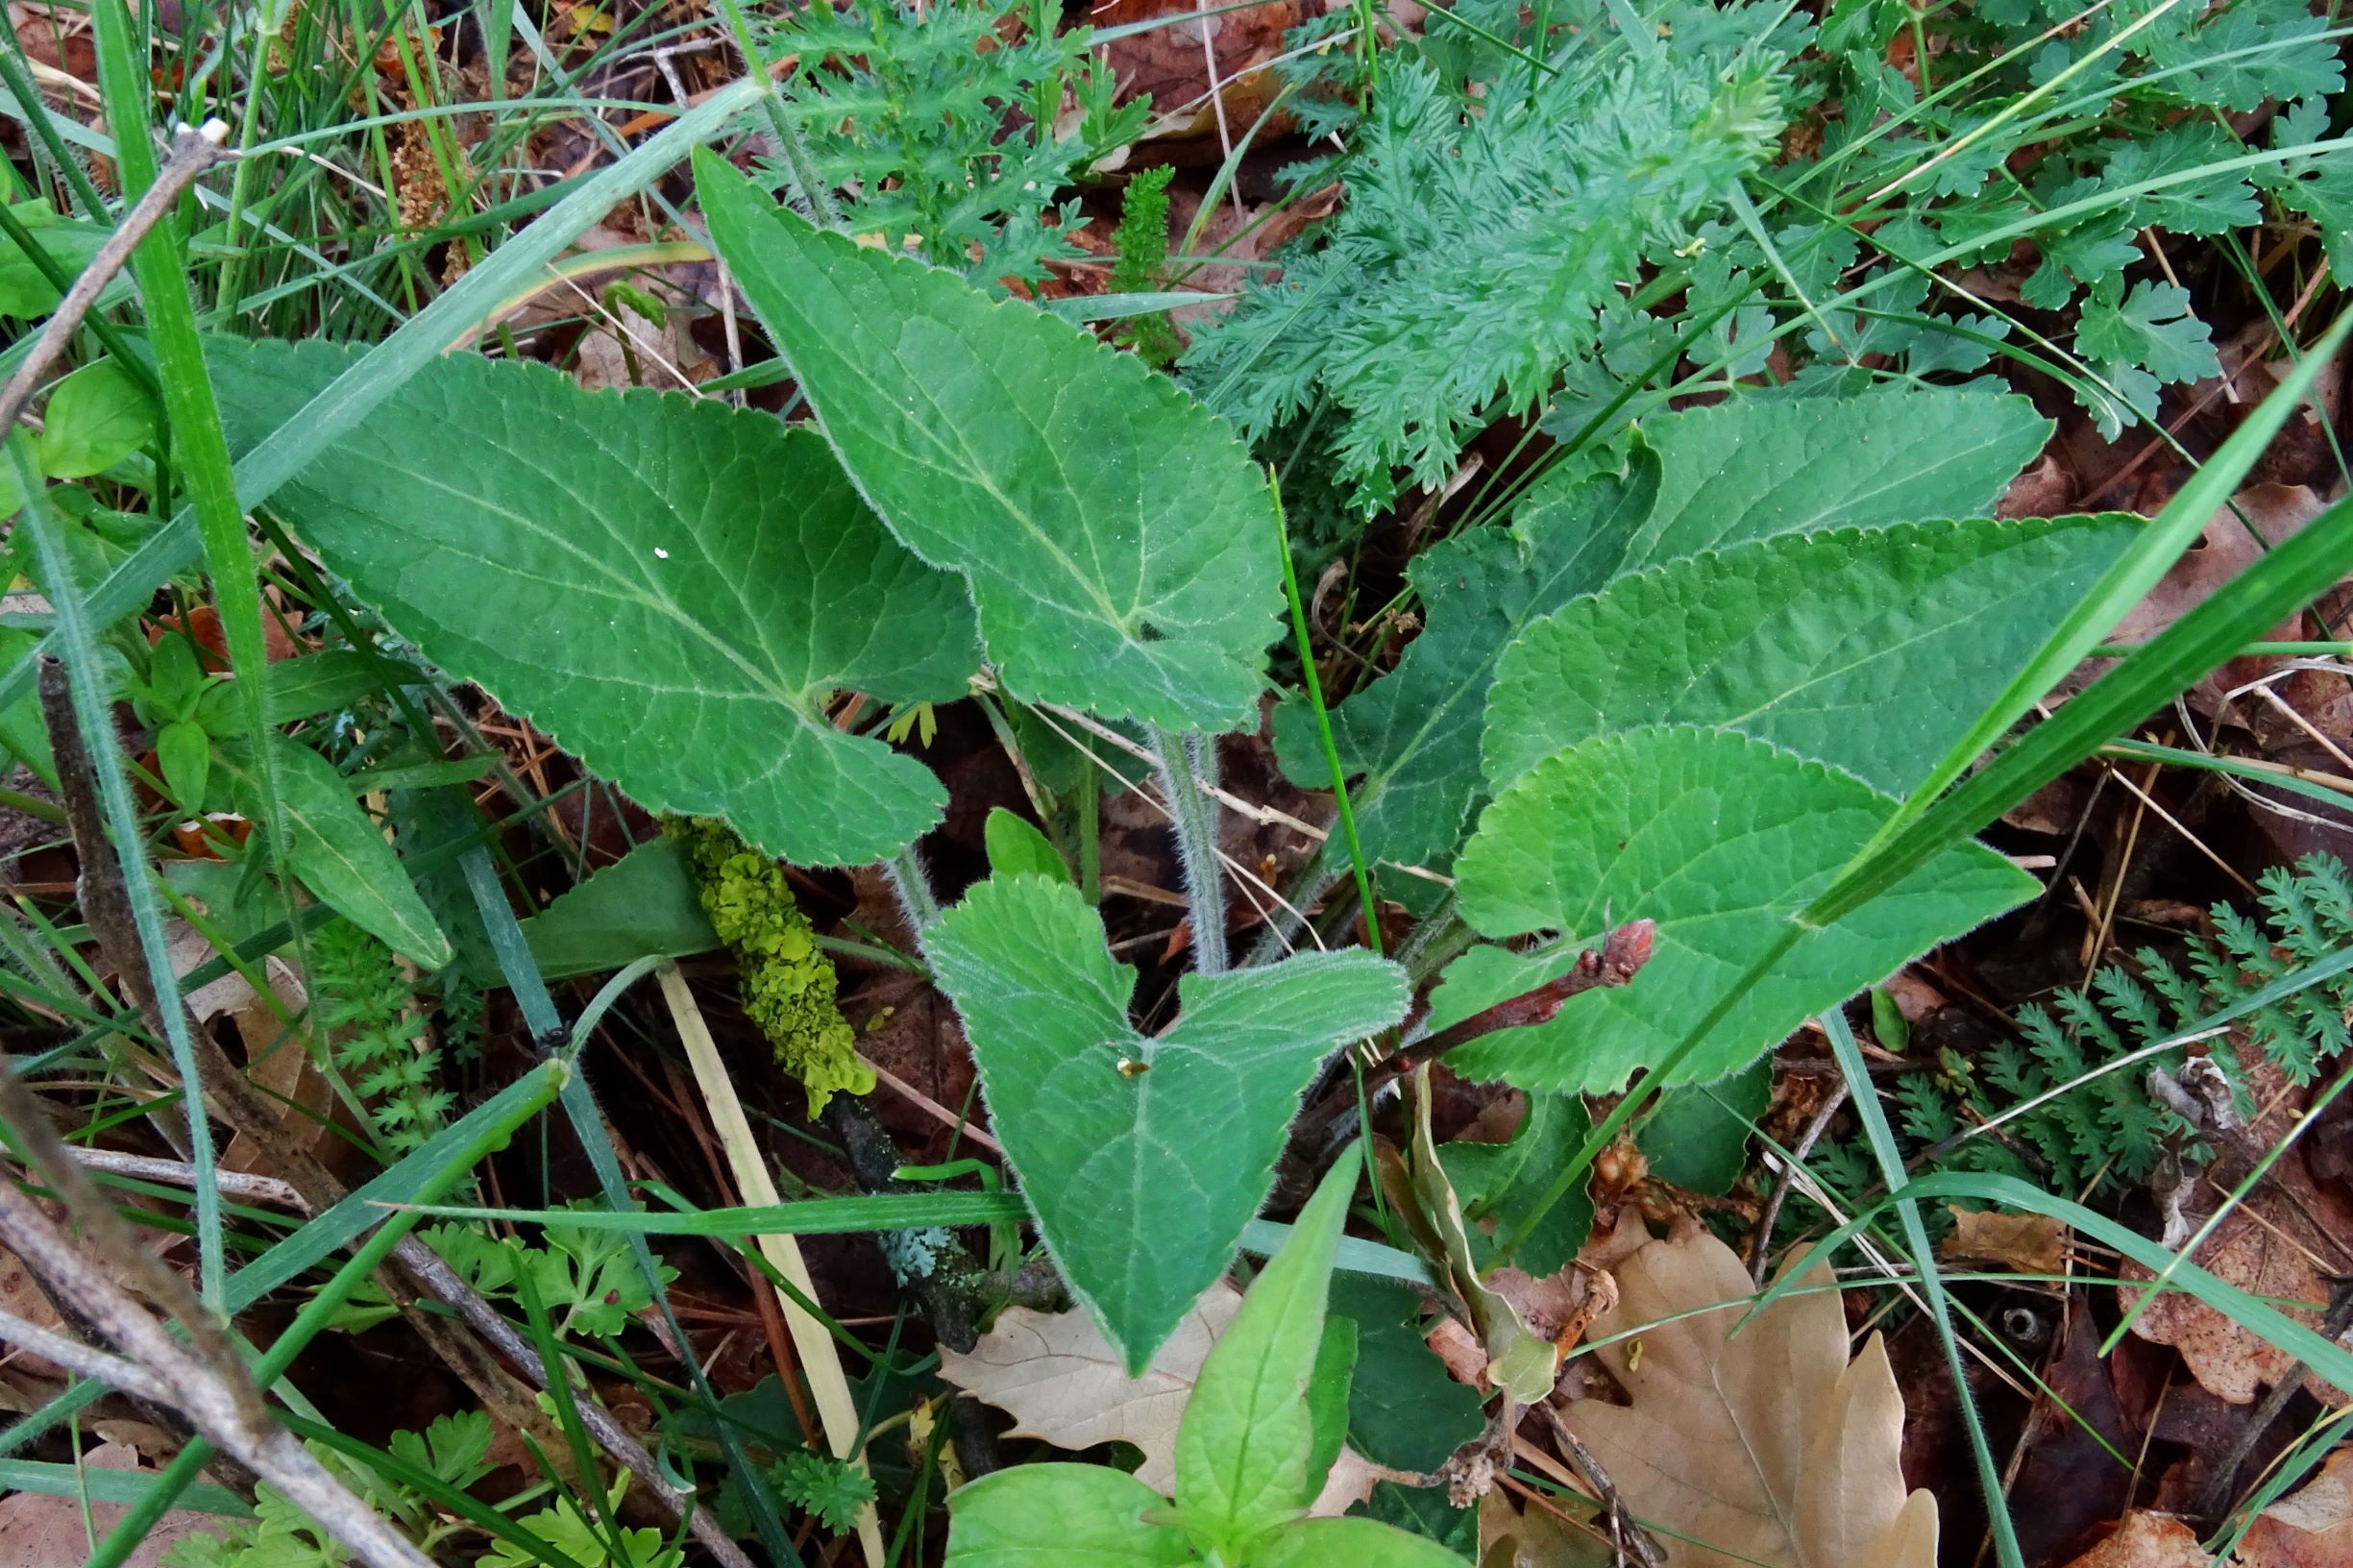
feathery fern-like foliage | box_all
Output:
[1182,11,1796,507]
[313,919,452,1152]
[1848,854,2353,1199]
[755,0,1144,290]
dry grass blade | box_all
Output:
[658,960,887,1563]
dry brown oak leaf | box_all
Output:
[1563,1227,1939,1568]
[2121,1055,2353,1406]
[941,1285,1239,1494]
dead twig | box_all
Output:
[1537,1404,1668,1568]
[1749,1081,1851,1287]
[0,123,232,435]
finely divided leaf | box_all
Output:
[1270,448,1659,890]
[928,876,1408,1371]
[204,337,976,867]
[697,150,1282,733]
[1483,515,2144,795]
[1450,727,2032,1093]
[1621,388,2049,568]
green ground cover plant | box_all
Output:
[0,0,2350,1562]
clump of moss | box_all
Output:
[668,818,872,1115]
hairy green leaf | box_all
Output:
[945,1465,1192,1567]
[1270,449,1659,891]
[1483,514,2144,796]
[1623,387,2050,568]
[697,150,1282,733]
[927,877,1407,1370]
[1176,1148,1359,1556]
[983,806,1070,883]
[204,337,977,867]
[1450,727,2033,1092]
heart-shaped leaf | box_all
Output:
[1448,726,2033,1093]
[204,337,977,867]
[696,150,1282,733]
[1484,514,2144,796]
[927,875,1409,1370]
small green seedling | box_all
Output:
[942,1147,1470,1568]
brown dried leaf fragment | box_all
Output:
[1563,1228,1938,1568]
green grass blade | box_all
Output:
[0,73,772,718]
[7,431,226,1312]
[409,1190,1031,1234]
[1806,483,2353,927]
[1852,311,2350,848]
[1821,1010,2022,1568]
[87,0,297,984]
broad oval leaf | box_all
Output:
[215,736,452,968]
[1483,514,2145,795]
[1449,726,2033,1093]
[204,337,978,867]
[1175,1148,1359,1556]
[1251,1517,1474,1568]
[927,876,1408,1371]
[696,149,1282,733]
[944,1464,1192,1568]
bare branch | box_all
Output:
[0,124,232,435]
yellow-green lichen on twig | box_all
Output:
[667,817,872,1114]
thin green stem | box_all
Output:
[1271,473,1382,955]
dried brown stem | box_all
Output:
[1749,1081,1851,1288]
[1538,1404,1667,1568]
[0,1165,430,1568]
[0,124,231,435]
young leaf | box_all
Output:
[983,806,1070,884]
[1450,727,2031,1092]
[1250,1517,1473,1567]
[1565,1227,1938,1568]
[203,337,978,867]
[517,839,720,979]
[1483,514,2143,796]
[695,149,1282,733]
[1622,388,2048,568]
[37,359,157,478]
[944,1465,1193,1568]
[927,877,1408,1371]
[214,736,452,968]
[1173,1147,1361,1557]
